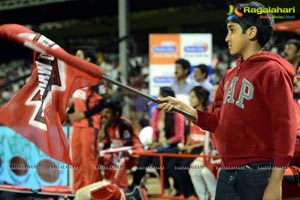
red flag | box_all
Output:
[0,24,103,164]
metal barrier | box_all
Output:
[133,150,220,199]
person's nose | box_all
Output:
[225,33,229,43]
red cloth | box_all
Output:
[102,117,141,149]
[0,24,102,164]
[189,122,205,145]
[71,88,102,128]
[100,116,142,188]
[101,157,129,188]
[196,51,296,168]
[72,127,102,191]
[71,88,103,191]
[0,185,31,191]
[282,141,300,198]
[39,186,73,194]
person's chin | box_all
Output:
[229,49,237,56]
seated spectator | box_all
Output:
[129,86,185,196]
[189,132,220,200]
[137,118,153,149]
[99,100,142,188]
[167,86,209,199]
[188,86,221,200]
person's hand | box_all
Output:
[68,110,85,121]
[179,144,193,154]
[148,96,181,112]
[263,179,282,200]
[263,167,285,200]
[150,140,168,149]
[183,146,194,154]
[177,142,185,150]
[150,142,160,149]
[149,95,198,121]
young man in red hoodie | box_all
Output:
[156,2,296,200]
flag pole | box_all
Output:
[102,74,196,120]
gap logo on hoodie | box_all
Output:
[223,77,254,109]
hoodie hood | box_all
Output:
[236,51,295,79]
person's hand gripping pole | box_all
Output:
[102,74,196,120]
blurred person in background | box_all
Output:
[167,86,210,199]
[68,46,107,191]
[171,58,196,104]
[171,58,196,149]
[193,64,214,104]
[129,86,185,196]
[281,40,300,196]
[282,39,300,71]
[188,87,220,200]
[99,100,142,188]
[137,118,153,149]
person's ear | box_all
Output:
[247,26,258,40]
[184,68,189,76]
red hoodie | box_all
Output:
[196,51,297,168]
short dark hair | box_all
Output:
[226,1,274,48]
[159,86,175,98]
[77,45,97,64]
[286,39,300,52]
[175,58,191,75]
[139,118,150,128]
[104,100,122,116]
[194,64,209,78]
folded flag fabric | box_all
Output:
[0,24,103,164]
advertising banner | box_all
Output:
[149,33,212,97]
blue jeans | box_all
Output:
[215,162,272,200]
